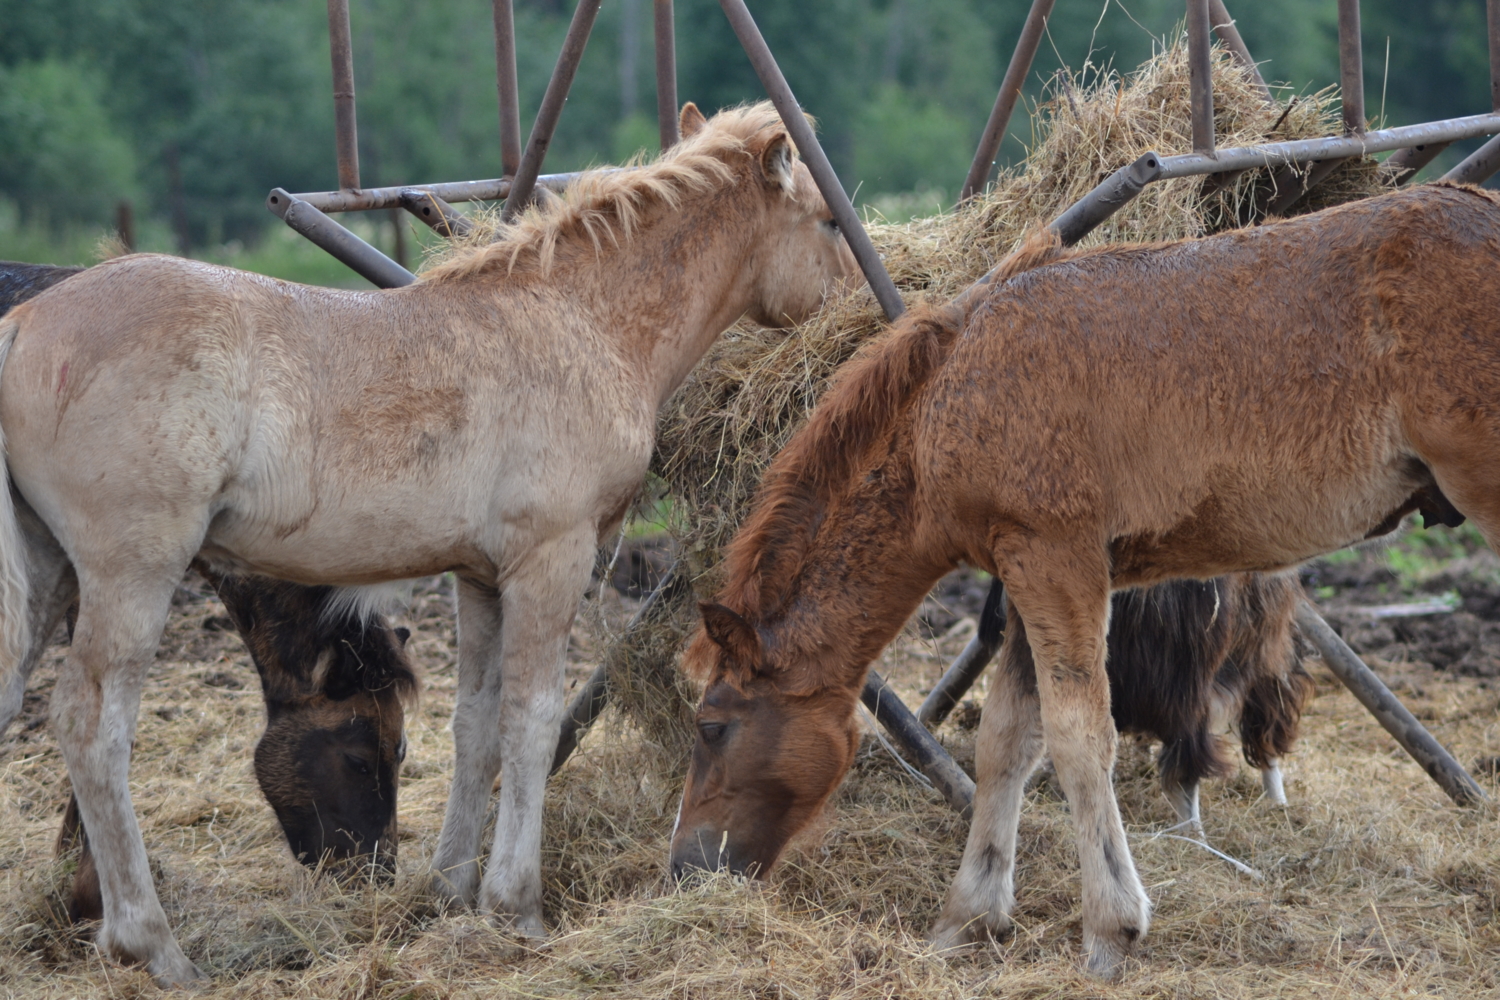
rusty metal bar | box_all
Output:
[1338,0,1364,134]
[493,0,523,178]
[1295,602,1486,807]
[504,0,604,221]
[1491,0,1500,112]
[398,190,474,238]
[1442,132,1500,185]
[326,0,360,190]
[718,0,905,321]
[960,0,1056,202]
[551,566,690,775]
[1381,141,1451,184]
[655,0,680,150]
[1157,112,1500,178]
[1208,0,1270,101]
[1187,0,1215,154]
[267,188,415,288]
[283,172,583,214]
[1047,152,1163,245]
[863,670,974,816]
[917,580,1005,728]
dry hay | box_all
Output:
[2,572,1499,998]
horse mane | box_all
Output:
[421,102,793,281]
[685,229,1067,676]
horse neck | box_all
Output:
[559,190,766,409]
[761,446,953,695]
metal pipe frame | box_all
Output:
[960,0,1056,203]
[655,0,680,150]
[1295,603,1486,807]
[1338,0,1364,135]
[1265,156,1345,216]
[399,190,474,238]
[863,670,975,815]
[503,0,605,221]
[917,581,1005,728]
[1157,112,1500,179]
[1187,0,1215,154]
[1490,0,1500,113]
[1207,0,1270,101]
[326,0,360,191]
[718,0,906,321]
[1442,131,1500,185]
[493,0,523,178]
[267,188,415,288]
[1381,141,1452,184]
[283,172,583,214]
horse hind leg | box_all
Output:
[55,564,202,984]
[933,605,1044,950]
[996,547,1149,977]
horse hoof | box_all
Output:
[930,912,1008,952]
[1083,925,1140,980]
[145,949,207,988]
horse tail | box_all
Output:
[0,314,31,703]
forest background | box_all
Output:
[1,0,1494,284]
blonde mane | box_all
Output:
[421,103,792,282]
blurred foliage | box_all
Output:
[0,0,1495,269]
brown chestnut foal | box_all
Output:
[671,183,1497,976]
[0,102,857,983]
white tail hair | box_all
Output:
[0,316,32,707]
[321,579,416,628]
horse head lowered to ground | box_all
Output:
[670,184,1500,977]
[0,100,857,983]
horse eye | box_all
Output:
[822,218,839,232]
[396,736,408,763]
[343,752,372,775]
[698,722,728,747]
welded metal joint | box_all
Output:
[399,190,474,238]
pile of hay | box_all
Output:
[652,41,1389,561]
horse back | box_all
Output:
[919,185,1500,583]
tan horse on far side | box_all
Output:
[0,101,857,984]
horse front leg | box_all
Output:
[933,607,1044,949]
[430,577,507,906]
[479,528,595,934]
[55,568,202,985]
[1007,550,1149,978]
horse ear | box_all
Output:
[699,602,762,666]
[758,133,794,193]
[679,102,708,138]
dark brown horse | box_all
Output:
[0,261,418,917]
[669,184,1493,975]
